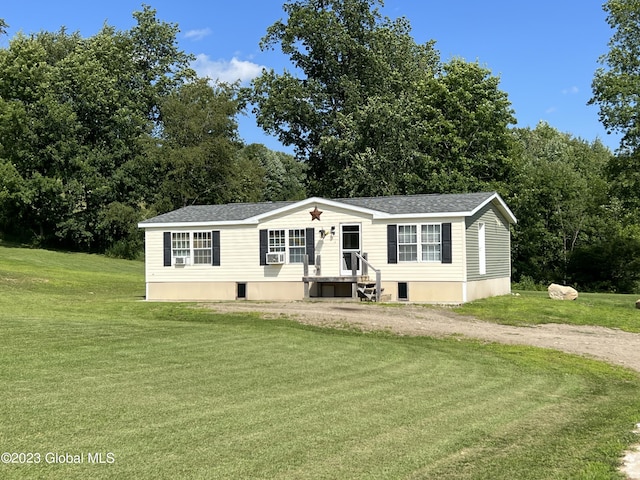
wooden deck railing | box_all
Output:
[302,253,381,302]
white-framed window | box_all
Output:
[193,231,212,265]
[478,222,486,275]
[171,231,213,265]
[421,224,441,262]
[398,225,418,262]
[268,230,286,253]
[172,232,190,260]
[268,228,306,263]
[398,223,442,263]
[288,229,306,263]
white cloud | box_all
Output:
[545,106,557,114]
[184,28,212,41]
[192,54,265,84]
[562,86,579,95]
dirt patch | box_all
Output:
[205,300,640,479]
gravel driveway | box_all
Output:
[206,300,640,372]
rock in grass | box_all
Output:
[636,300,640,309]
[548,283,578,301]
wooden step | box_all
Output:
[356,283,384,302]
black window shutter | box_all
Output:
[212,231,220,266]
[305,227,315,264]
[259,229,268,265]
[387,224,397,264]
[163,232,171,267]
[442,223,452,264]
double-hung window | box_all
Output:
[193,232,212,265]
[397,223,442,262]
[268,229,306,263]
[398,225,418,262]
[268,230,286,254]
[172,232,190,261]
[288,229,306,263]
[421,224,441,262]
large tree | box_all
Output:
[146,78,262,211]
[591,0,640,153]
[240,144,307,201]
[248,0,515,197]
[0,7,194,253]
[590,0,640,215]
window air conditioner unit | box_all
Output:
[174,257,187,266]
[266,252,285,264]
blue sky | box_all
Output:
[2,1,618,153]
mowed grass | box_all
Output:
[456,290,640,333]
[1,245,640,479]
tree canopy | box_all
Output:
[248,0,515,197]
[591,0,640,154]
[0,7,254,255]
[507,123,613,286]
[0,7,189,251]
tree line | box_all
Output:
[1,0,639,292]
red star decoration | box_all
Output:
[310,206,323,221]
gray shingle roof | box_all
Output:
[337,192,495,214]
[139,192,504,225]
[140,200,296,224]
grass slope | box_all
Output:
[1,245,639,479]
[456,290,640,333]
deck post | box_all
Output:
[351,252,358,298]
[303,255,310,298]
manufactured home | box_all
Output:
[138,192,516,303]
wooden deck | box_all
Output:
[302,253,382,301]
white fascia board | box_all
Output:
[138,219,259,229]
[469,192,517,224]
[247,196,383,222]
[373,212,465,221]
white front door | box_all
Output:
[340,224,361,275]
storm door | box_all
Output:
[340,224,361,275]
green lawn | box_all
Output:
[1,244,640,479]
[456,290,640,333]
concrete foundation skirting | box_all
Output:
[146,277,511,303]
[146,281,304,301]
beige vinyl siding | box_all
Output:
[146,203,370,283]
[363,219,466,282]
[260,202,372,279]
[258,204,466,283]
[465,205,511,281]
[146,224,310,283]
